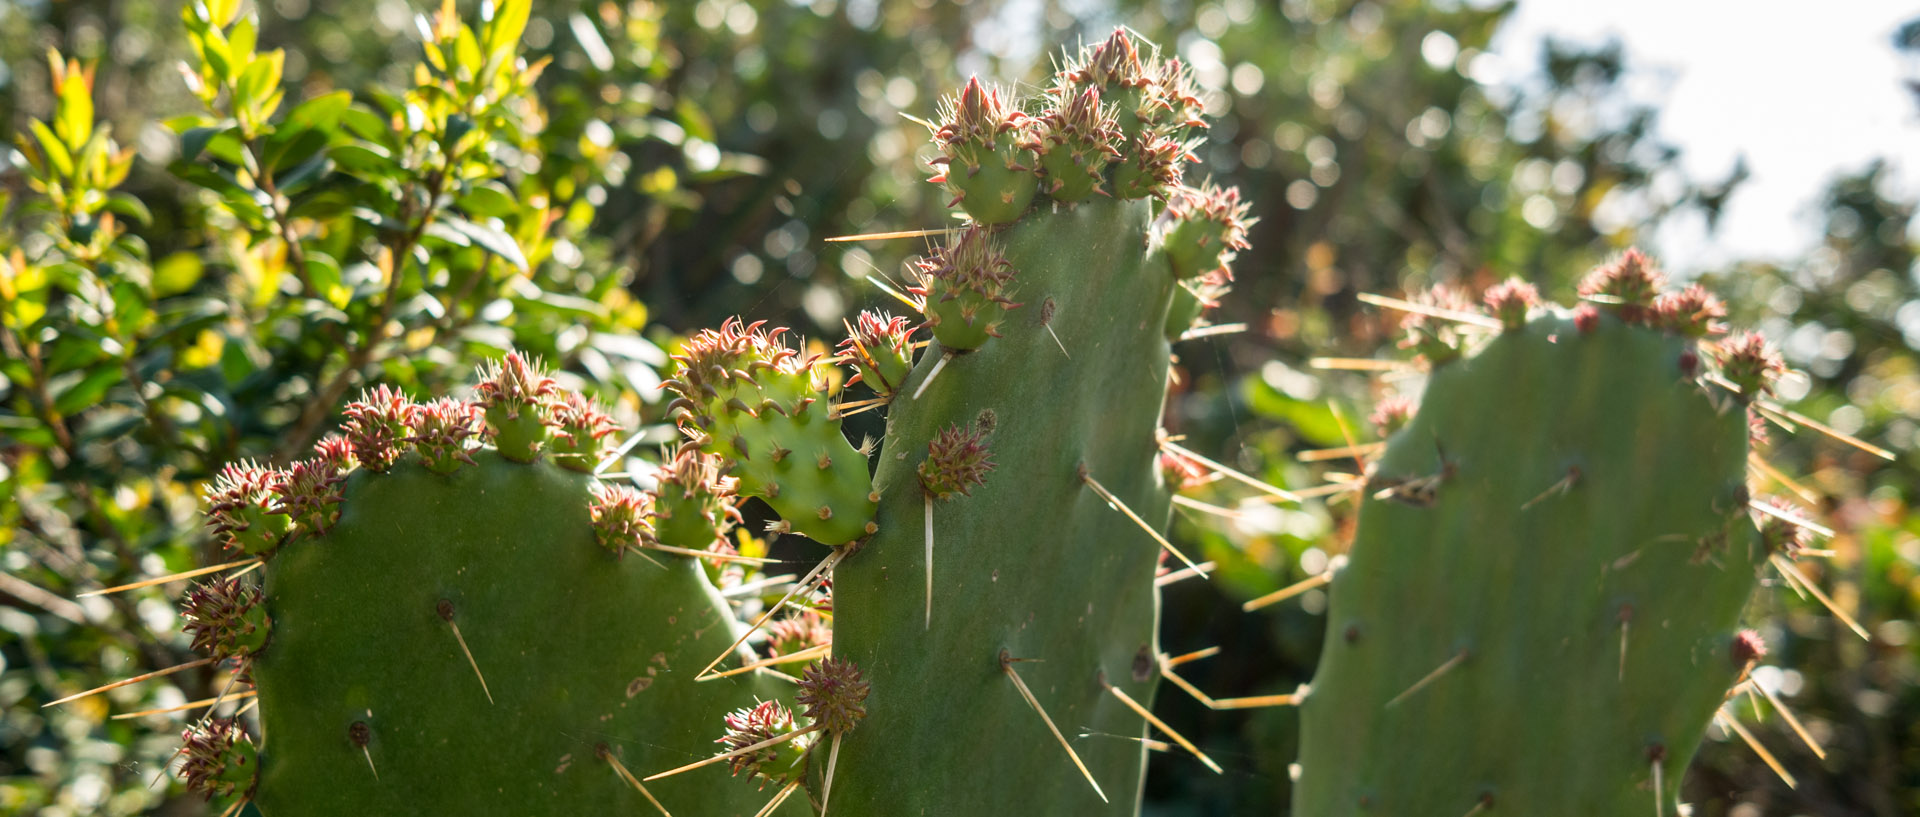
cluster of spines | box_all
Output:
[179,718,259,801]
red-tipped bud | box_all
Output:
[1652,284,1728,338]
[1370,396,1418,437]
[179,719,259,801]
[312,434,355,472]
[1159,450,1208,492]
[1482,278,1539,331]
[476,351,557,462]
[342,385,415,472]
[1755,497,1810,556]
[718,700,808,787]
[796,656,870,735]
[204,461,291,554]
[1161,182,1254,279]
[181,577,271,660]
[1731,629,1767,667]
[589,484,655,556]
[1577,248,1666,323]
[548,391,619,473]
[767,609,832,660]
[408,398,483,474]
[1398,285,1474,365]
[838,310,916,396]
[273,457,346,535]
[1714,332,1785,399]
[1572,303,1600,334]
[918,421,994,499]
[913,226,1021,351]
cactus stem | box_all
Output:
[1753,400,1896,460]
[821,731,845,815]
[911,352,954,400]
[1769,555,1869,640]
[1715,711,1796,789]
[999,651,1108,804]
[643,723,823,781]
[1358,292,1503,330]
[697,549,845,680]
[44,657,217,708]
[753,778,805,817]
[1748,453,1822,506]
[437,600,494,705]
[79,557,262,597]
[1241,568,1335,612]
[1308,356,1415,372]
[1383,648,1470,709]
[925,495,935,629]
[1103,682,1222,774]
[1154,561,1216,586]
[1081,469,1205,575]
[1176,322,1248,341]
[824,227,953,243]
[1750,500,1833,538]
[1296,442,1386,463]
[1158,439,1302,503]
[703,643,832,680]
[596,744,674,816]
[1521,466,1583,511]
[1744,678,1828,758]
[110,688,258,720]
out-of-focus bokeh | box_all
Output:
[1,1,1913,815]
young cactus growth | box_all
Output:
[155,354,790,816]
[1293,253,1809,815]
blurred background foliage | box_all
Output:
[0,0,1912,815]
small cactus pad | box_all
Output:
[1294,284,1778,814]
[665,319,879,545]
[182,364,789,816]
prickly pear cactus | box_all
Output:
[1295,255,1803,814]
[174,354,790,816]
[653,29,1253,815]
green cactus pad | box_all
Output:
[1293,311,1765,815]
[249,450,788,816]
[831,196,1175,815]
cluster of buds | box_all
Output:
[408,398,485,475]
[342,385,416,472]
[1369,395,1418,438]
[664,319,823,439]
[838,310,916,397]
[1482,278,1540,332]
[1730,629,1768,668]
[1398,284,1475,366]
[928,29,1209,222]
[1714,332,1786,399]
[918,420,995,500]
[182,577,271,661]
[339,356,621,475]
[547,390,619,471]
[1159,450,1209,492]
[767,609,832,661]
[1578,249,1668,324]
[1755,498,1811,557]
[912,226,1021,352]
[273,457,347,534]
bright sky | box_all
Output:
[1489,0,1920,271]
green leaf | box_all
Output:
[339,106,390,143]
[54,69,94,150]
[28,120,73,178]
[153,252,205,297]
[279,90,352,136]
[51,364,122,415]
[437,215,528,272]
[485,0,532,60]
[455,181,518,218]
[228,14,258,62]
[329,144,400,176]
[305,252,351,309]
[103,192,153,226]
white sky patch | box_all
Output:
[1489,0,1920,271]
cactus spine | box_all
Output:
[1294,254,1801,814]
